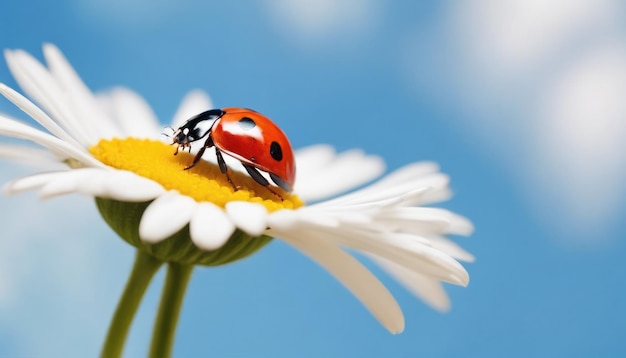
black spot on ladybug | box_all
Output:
[237,117,256,130]
[270,141,283,161]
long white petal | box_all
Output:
[301,222,469,286]
[42,44,120,140]
[268,208,340,229]
[0,115,104,168]
[93,170,165,202]
[309,188,430,214]
[447,213,474,236]
[225,201,268,236]
[0,83,84,148]
[361,231,469,286]
[342,162,444,200]
[371,162,440,188]
[295,149,384,202]
[171,90,214,129]
[4,49,98,145]
[190,202,235,250]
[4,167,165,201]
[372,254,451,312]
[140,191,197,243]
[294,144,336,178]
[376,207,473,236]
[427,236,475,263]
[6,169,90,198]
[0,144,65,170]
[316,173,450,208]
[3,171,68,194]
[105,87,161,137]
[275,230,405,334]
[37,169,97,199]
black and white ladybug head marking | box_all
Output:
[171,109,224,149]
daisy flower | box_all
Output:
[0,44,473,355]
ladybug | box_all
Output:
[170,108,296,197]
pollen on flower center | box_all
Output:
[89,138,303,212]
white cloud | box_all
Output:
[265,0,380,46]
[528,43,626,242]
[405,0,626,244]
[448,0,620,82]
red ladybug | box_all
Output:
[170,108,296,196]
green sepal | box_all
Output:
[95,197,273,266]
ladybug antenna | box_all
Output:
[161,126,176,139]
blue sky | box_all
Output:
[1,0,626,357]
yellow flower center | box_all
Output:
[89,138,303,212]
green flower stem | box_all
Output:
[149,262,194,358]
[102,250,163,358]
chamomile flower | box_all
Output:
[0,44,473,336]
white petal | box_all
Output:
[319,173,449,208]
[276,230,405,334]
[377,207,462,236]
[0,115,105,168]
[96,170,165,201]
[364,167,453,206]
[24,168,103,199]
[295,149,385,202]
[42,44,120,140]
[337,162,446,204]
[372,255,451,312]
[294,144,336,178]
[368,232,469,286]
[0,83,83,148]
[5,167,165,201]
[225,201,268,236]
[270,207,341,229]
[3,171,67,195]
[311,188,428,214]
[447,213,474,236]
[427,236,475,263]
[369,172,450,201]
[266,209,301,230]
[140,191,198,243]
[171,90,214,129]
[372,162,440,189]
[190,202,235,250]
[306,223,469,286]
[4,49,99,145]
[38,169,94,199]
[0,144,65,170]
[418,186,453,206]
[401,179,451,206]
[105,87,161,137]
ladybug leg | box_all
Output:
[174,143,188,156]
[184,136,215,170]
[242,164,284,200]
[242,164,269,186]
[184,145,206,170]
[214,148,239,191]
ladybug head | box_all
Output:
[171,109,225,148]
[172,126,195,146]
